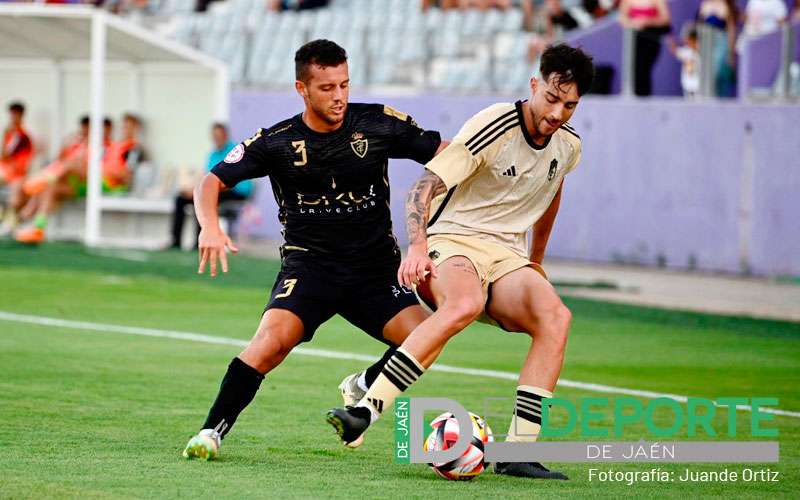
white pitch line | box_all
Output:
[2,310,799,419]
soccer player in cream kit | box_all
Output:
[329,44,595,480]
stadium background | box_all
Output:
[1,0,799,497]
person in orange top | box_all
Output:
[23,115,113,197]
[0,102,34,235]
[16,113,145,244]
[100,114,145,191]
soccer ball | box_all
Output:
[423,411,493,481]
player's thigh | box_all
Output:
[338,271,421,345]
[426,256,486,321]
[264,264,338,343]
[486,265,565,333]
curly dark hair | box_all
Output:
[295,39,348,82]
[540,44,596,96]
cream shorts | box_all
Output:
[422,233,534,327]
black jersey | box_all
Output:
[211,103,441,271]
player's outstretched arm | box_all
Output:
[398,169,446,287]
[194,172,238,277]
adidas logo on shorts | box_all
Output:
[502,165,517,177]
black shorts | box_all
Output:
[264,258,419,343]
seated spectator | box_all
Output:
[101,113,145,192]
[422,0,511,10]
[22,116,115,198]
[619,0,672,96]
[0,101,34,236]
[16,113,145,244]
[269,0,329,12]
[170,123,253,249]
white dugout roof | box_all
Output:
[0,4,229,246]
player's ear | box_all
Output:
[295,80,307,100]
[530,76,538,94]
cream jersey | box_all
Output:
[426,100,582,258]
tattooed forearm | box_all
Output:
[406,170,446,245]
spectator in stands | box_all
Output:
[422,0,511,10]
[195,0,222,12]
[793,0,800,22]
[619,0,672,96]
[16,114,145,244]
[698,0,739,98]
[582,0,615,19]
[668,23,701,98]
[741,0,788,41]
[269,0,329,12]
[0,102,34,236]
[546,0,580,31]
[526,1,581,62]
[18,115,91,221]
[170,123,253,249]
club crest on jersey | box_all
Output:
[224,144,245,164]
[548,159,558,181]
[350,132,368,159]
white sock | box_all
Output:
[356,371,368,392]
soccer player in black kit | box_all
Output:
[183,40,446,460]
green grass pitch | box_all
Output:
[0,242,798,498]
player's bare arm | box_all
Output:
[529,180,563,279]
[194,172,239,277]
[398,169,447,287]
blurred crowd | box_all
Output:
[3,0,798,98]
[621,0,796,98]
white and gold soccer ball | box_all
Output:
[423,411,493,481]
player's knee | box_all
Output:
[439,296,483,332]
[531,302,571,346]
[546,304,571,352]
[250,326,296,361]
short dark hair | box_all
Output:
[8,101,25,114]
[81,115,113,127]
[295,39,347,82]
[540,44,595,97]
[211,122,228,133]
[123,113,142,127]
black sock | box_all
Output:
[364,346,397,387]
[202,357,264,438]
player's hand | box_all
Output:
[197,226,239,277]
[398,242,438,288]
